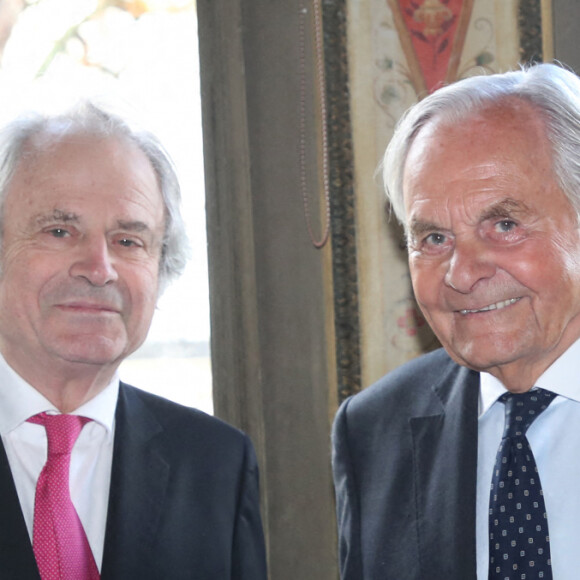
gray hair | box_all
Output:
[0,100,189,292]
[383,63,580,229]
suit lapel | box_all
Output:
[0,440,40,579]
[410,362,479,580]
[100,384,170,580]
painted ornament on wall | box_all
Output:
[387,0,475,95]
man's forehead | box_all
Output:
[407,100,550,174]
[4,134,164,225]
[404,102,554,201]
[12,132,156,187]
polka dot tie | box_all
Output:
[27,413,100,580]
[489,389,555,580]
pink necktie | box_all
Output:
[28,413,100,580]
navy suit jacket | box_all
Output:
[0,382,267,579]
[332,348,480,580]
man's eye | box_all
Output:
[495,220,517,233]
[118,237,143,248]
[408,228,453,253]
[424,232,446,245]
[48,228,69,238]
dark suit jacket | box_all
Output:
[332,348,480,580]
[0,382,267,579]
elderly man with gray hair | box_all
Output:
[0,101,266,580]
[333,63,580,580]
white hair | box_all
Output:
[383,63,580,231]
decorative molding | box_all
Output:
[322,0,362,401]
[519,0,544,63]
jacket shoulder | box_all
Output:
[337,348,475,426]
[117,382,252,455]
[353,348,457,401]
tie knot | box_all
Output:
[499,388,555,439]
[27,412,90,456]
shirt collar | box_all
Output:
[0,352,118,440]
[479,337,580,417]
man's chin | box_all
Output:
[48,337,130,368]
[442,339,524,374]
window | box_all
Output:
[0,0,212,413]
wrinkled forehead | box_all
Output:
[6,132,161,208]
[410,97,548,151]
[402,101,559,227]
[403,100,554,193]
[14,130,160,194]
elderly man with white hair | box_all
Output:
[333,63,580,580]
[0,101,266,580]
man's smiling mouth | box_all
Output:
[459,297,521,315]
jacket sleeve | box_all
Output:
[231,435,268,580]
[332,398,364,580]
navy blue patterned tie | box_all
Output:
[489,388,555,580]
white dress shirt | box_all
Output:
[0,353,118,570]
[476,338,580,580]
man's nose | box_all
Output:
[69,238,119,286]
[444,239,496,293]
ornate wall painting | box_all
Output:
[387,0,475,95]
[348,0,521,390]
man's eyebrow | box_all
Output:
[116,220,152,232]
[34,210,79,226]
[407,219,442,239]
[479,198,530,221]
